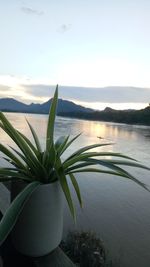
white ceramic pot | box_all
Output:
[11,181,64,257]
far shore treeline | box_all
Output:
[59,106,150,126]
[0,97,150,126]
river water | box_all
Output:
[0,113,150,267]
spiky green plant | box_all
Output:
[0,85,149,245]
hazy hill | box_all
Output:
[0,97,92,114]
[0,97,149,125]
[0,98,29,112]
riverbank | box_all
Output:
[58,105,150,126]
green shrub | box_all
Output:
[60,231,120,267]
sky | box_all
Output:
[0,0,150,110]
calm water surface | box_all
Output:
[0,113,150,267]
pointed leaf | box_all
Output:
[0,143,26,170]
[57,169,76,221]
[0,181,40,245]
[55,156,76,220]
[26,119,42,153]
[65,161,96,173]
[63,152,135,169]
[68,168,148,191]
[0,112,43,173]
[0,168,31,181]
[67,143,113,160]
[100,159,150,171]
[46,85,58,150]
[60,133,82,155]
[82,158,143,179]
[18,131,38,156]
[69,173,83,208]
[55,135,69,155]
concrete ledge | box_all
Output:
[33,247,76,267]
[1,235,76,267]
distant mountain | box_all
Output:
[0,98,29,112]
[0,97,149,125]
[0,97,93,114]
[104,107,135,112]
[104,107,115,112]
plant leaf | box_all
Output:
[63,152,135,169]
[46,85,58,150]
[0,113,43,174]
[65,162,96,173]
[18,131,38,156]
[99,159,150,171]
[68,167,148,191]
[9,146,27,164]
[0,181,40,245]
[26,119,42,153]
[66,143,113,160]
[82,158,146,178]
[55,135,69,155]
[0,143,26,170]
[69,173,83,208]
[55,156,76,221]
[60,133,82,156]
[57,169,76,221]
[0,168,31,181]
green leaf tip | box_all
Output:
[46,85,58,150]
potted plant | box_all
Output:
[0,85,149,257]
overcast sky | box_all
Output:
[0,0,150,110]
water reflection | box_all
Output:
[1,113,150,163]
[69,119,137,142]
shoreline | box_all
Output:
[2,110,150,127]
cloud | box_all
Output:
[0,84,14,98]
[0,85,11,92]
[22,84,55,98]
[21,7,44,16]
[22,84,150,104]
[0,73,149,108]
[57,24,72,33]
